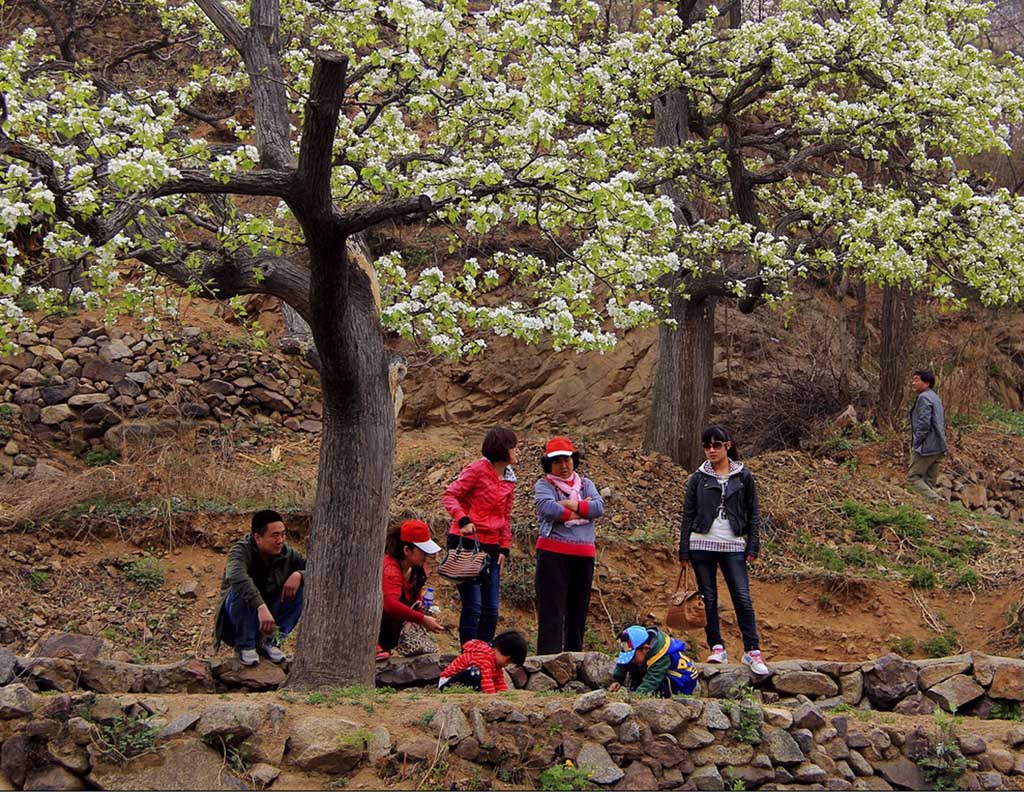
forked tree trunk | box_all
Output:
[288,240,395,689]
[878,283,916,426]
[645,294,716,470]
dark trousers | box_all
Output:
[689,550,760,652]
[456,553,501,646]
[222,585,304,650]
[535,549,595,655]
[441,666,482,691]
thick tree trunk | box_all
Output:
[878,283,916,426]
[835,267,853,403]
[645,295,716,470]
[287,239,395,689]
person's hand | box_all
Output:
[680,559,690,571]
[281,571,302,601]
[497,553,507,570]
[422,615,443,633]
[257,604,276,635]
[460,522,476,536]
[558,499,580,512]
[747,554,758,567]
[608,682,621,692]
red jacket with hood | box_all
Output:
[440,639,508,693]
[442,458,515,553]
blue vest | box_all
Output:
[648,637,698,695]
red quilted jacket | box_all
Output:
[442,458,515,550]
[440,640,508,693]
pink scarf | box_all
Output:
[547,472,587,526]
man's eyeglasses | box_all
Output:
[702,440,726,450]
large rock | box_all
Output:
[374,654,442,688]
[693,744,755,766]
[77,660,144,693]
[989,660,1024,700]
[774,671,839,698]
[0,651,17,686]
[18,657,79,691]
[579,653,617,689]
[211,658,286,691]
[542,653,578,686]
[926,674,984,712]
[39,382,76,405]
[893,692,936,715]
[706,667,752,698]
[698,701,731,730]
[632,699,695,734]
[763,727,805,765]
[40,405,74,425]
[863,654,919,709]
[916,655,972,689]
[525,672,558,692]
[576,741,624,785]
[691,765,724,791]
[0,684,35,719]
[574,690,609,714]
[875,756,924,789]
[22,765,85,791]
[103,420,180,452]
[157,712,201,740]
[81,358,128,382]
[840,672,863,705]
[141,659,215,693]
[614,761,659,790]
[197,701,268,745]
[1,735,33,787]
[89,738,246,790]
[792,700,826,731]
[286,715,365,773]
[431,703,472,742]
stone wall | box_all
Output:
[0,320,323,478]
[377,649,1024,721]
[2,663,1024,791]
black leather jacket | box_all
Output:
[678,467,761,561]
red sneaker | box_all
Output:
[376,644,391,662]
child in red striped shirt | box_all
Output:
[438,631,527,694]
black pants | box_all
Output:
[690,550,760,652]
[535,549,594,654]
[441,666,482,691]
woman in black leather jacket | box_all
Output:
[679,425,769,675]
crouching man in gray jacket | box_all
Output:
[908,369,948,501]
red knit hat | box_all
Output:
[400,520,441,554]
[544,436,576,458]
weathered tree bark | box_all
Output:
[288,241,394,689]
[646,294,717,470]
[834,266,853,403]
[878,282,916,425]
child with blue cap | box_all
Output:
[607,625,698,697]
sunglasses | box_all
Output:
[702,440,727,450]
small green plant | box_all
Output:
[916,710,977,790]
[0,404,12,417]
[727,778,748,792]
[922,630,960,658]
[981,404,1024,437]
[627,523,675,545]
[954,568,980,588]
[123,556,165,589]
[822,436,855,454]
[539,760,593,791]
[890,636,917,656]
[226,743,253,775]
[728,684,763,745]
[496,766,527,785]
[83,448,120,467]
[909,565,937,589]
[28,570,49,590]
[95,715,159,762]
[843,500,926,541]
[831,703,855,714]
[947,412,975,429]
[438,683,478,694]
[338,727,372,750]
[990,700,1021,721]
[546,722,563,736]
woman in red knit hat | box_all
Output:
[533,436,605,654]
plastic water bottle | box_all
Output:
[422,587,435,611]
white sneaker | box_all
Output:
[237,648,259,666]
[259,639,287,664]
[743,650,769,676]
[707,645,728,664]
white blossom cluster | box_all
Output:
[2,0,1024,355]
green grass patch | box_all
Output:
[890,636,917,656]
[922,630,960,658]
[83,448,120,467]
[908,566,937,589]
[123,556,165,589]
[981,404,1024,436]
[539,761,593,791]
[842,500,926,541]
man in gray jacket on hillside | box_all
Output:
[908,369,948,502]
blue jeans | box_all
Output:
[222,584,304,650]
[689,551,760,652]
[456,553,501,645]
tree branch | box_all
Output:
[153,168,297,199]
[297,53,348,218]
[193,0,245,51]
[337,194,433,236]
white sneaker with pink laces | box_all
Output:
[706,645,728,663]
[743,650,769,675]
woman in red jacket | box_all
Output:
[379,520,444,658]
[442,427,518,645]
